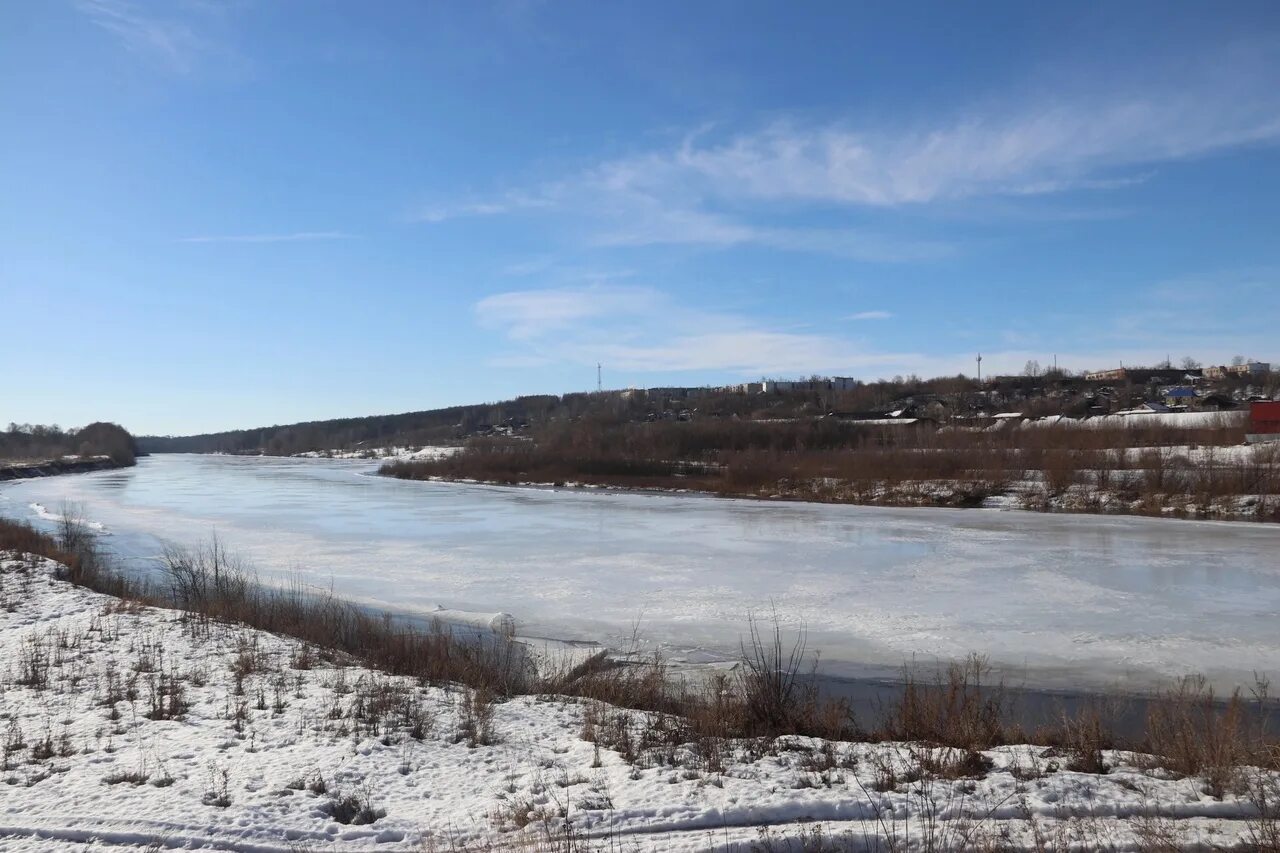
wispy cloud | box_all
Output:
[77,0,214,73]
[588,204,954,262]
[475,285,661,341]
[417,41,1280,261]
[475,266,1280,381]
[178,232,358,244]
[586,332,910,375]
[587,103,1278,213]
[422,182,953,263]
[413,193,554,224]
[475,285,915,376]
[77,0,244,72]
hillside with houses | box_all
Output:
[138,359,1278,457]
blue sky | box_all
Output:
[3,1,1280,435]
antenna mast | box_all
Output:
[976,353,982,384]
[597,363,602,393]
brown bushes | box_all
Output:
[154,541,532,697]
[382,414,1277,521]
[0,519,74,565]
[0,516,138,599]
[4,521,1278,779]
[550,618,856,745]
[881,654,1010,750]
[1142,675,1278,797]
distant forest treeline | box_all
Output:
[1,422,138,466]
[136,377,987,455]
[137,366,1278,457]
[137,395,574,455]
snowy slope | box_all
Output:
[1,552,1275,851]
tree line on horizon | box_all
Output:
[1,422,137,466]
[135,364,1278,458]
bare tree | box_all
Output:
[739,610,810,733]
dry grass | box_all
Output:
[381,415,1277,521]
[3,517,1278,792]
[879,655,1011,750]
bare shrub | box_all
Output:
[1143,675,1259,797]
[457,687,497,747]
[738,613,809,735]
[1247,771,1280,851]
[103,768,150,786]
[145,668,190,721]
[323,787,383,825]
[1059,705,1110,775]
[882,654,1009,750]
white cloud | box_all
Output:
[474,270,1280,381]
[596,86,1280,209]
[77,0,228,73]
[475,285,661,341]
[590,209,953,262]
[418,42,1280,260]
[585,332,908,375]
[476,285,915,375]
[414,193,554,224]
[178,232,357,244]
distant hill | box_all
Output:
[136,395,571,455]
[137,365,1279,457]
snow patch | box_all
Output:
[1,551,1277,851]
[27,502,108,533]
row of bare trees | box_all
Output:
[0,421,136,466]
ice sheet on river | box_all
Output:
[3,453,1279,692]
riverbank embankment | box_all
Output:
[0,455,132,482]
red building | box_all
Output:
[1248,401,1280,443]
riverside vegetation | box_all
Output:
[2,514,1277,805]
[134,364,1279,458]
[0,420,138,471]
[4,514,1280,850]
[381,416,1280,522]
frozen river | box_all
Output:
[3,453,1279,692]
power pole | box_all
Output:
[597,363,602,393]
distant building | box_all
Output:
[1163,386,1198,406]
[646,387,697,400]
[763,376,860,394]
[1114,402,1171,416]
[1248,401,1280,444]
[1199,393,1238,412]
[1205,362,1271,380]
[1084,367,1175,384]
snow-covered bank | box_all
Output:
[387,465,1280,523]
[26,501,110,534]
[0,455,125,482]
[2,552,1278,851]
[12,453,1280,695]
[293,445,462,462]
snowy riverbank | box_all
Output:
[0,455,126,482]
[3,550,1278,851]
